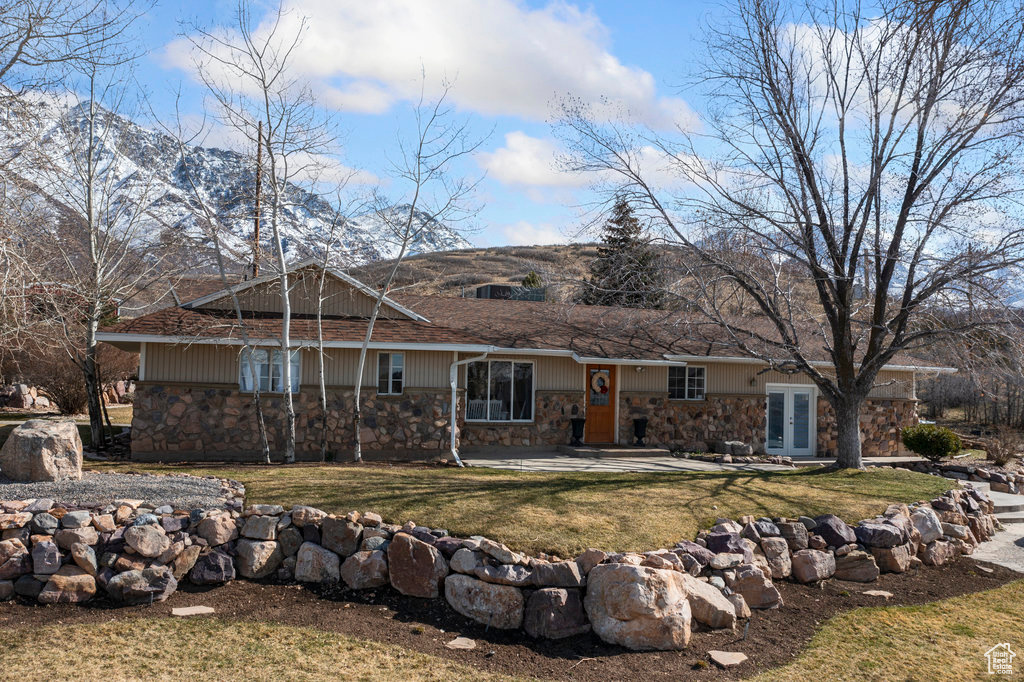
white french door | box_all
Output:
[765,385,816,457]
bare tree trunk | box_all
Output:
[832,395,865,470]
[83,316,104,450]
[317,271,329,462]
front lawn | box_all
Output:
[756,578,1024,681]
[0,617,515,682]
[86,462,950,556]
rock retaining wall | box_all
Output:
[0,477,1000,651]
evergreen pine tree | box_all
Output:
[522,270,543,288]
[578,198,665,308]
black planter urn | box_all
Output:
[569,417,586,446]
[633,417,650,447]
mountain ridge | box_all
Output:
[1,96,471,267]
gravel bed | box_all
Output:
[0,472,227,509]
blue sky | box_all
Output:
[130,0,724,247]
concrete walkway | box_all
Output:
[461,451,791,473]
[969,481,1024,573]
[462,450,927,474]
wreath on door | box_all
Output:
[591,370,611,394]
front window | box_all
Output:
[466,360,534,421]
[377,352,404,395]
[669,366,705,400]
[239,348,300,393]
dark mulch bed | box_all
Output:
[0,557,1018,680]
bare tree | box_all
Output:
[160,100,273,463]
[352,84,484,463]
[556,0,1024,468]
[187,1,337,463]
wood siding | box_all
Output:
[198,267,412,319]
[147,343,451,390]
[145,343,917,399]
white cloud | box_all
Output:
[496,220,567,245]
[478,132,587,187]
[164,0,697,130]
[479,131,695,193]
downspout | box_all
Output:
[449,351,490,467]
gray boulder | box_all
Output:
[0,419,82,482]
[524,587,590,639]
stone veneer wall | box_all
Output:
[816,398,919,458]
[618,393,765,451]
[619,392,918,456]
[459,391,585,448]
[131,383,461,461]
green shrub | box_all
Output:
[901,423,962,462]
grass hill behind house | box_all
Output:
[351,243,598,300]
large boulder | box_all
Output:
[920,540,957,566]
[107,566,177,605]
[777,522,809,551]
[759,537,792,579]
[188,550,236,585]
[791,549,836,583]
[123,525,171,559]
[855,522,903,548]
[870,543,914,573]
[911,508,943,545]
[813,515,856,547]
[196,512,237,546]
[833,551,880,582]
[37,564,96,604]
[523,587,590,639]
[236,539,283,579]
[583,564,691,651]
[531,560,585,588]
[321,518,363,558]
[725,564,782,609]
[0,419,82,482]
[341,550,388,590]
[294,542,340,583]
[680,574,736,629]
[445,573,524,629]
[387,533,448,598]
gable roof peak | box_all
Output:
[180,259,428,323]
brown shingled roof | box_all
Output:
[102,306,487,346]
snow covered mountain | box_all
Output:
[1,97,471,268]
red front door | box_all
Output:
[585,364,616,443]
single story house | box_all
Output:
[97,262,951,461]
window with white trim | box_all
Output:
[377,352,404,395]
[239,348,300,393]
[465,360,534,421]
[669,365,705,400]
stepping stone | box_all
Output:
[708,650,748,668]
[976,565,995,574]
[171,606,215,617]
[445,636,477,650]
[861,590,894,599]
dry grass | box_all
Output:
[87,462,949,556]
[755,578,1024,681]
[0,617,517,682]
